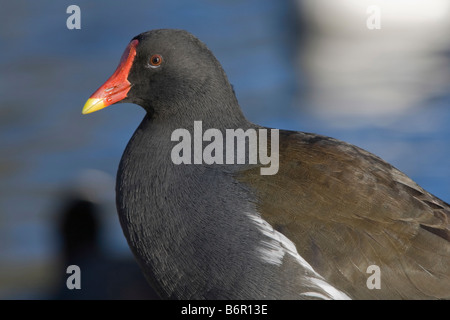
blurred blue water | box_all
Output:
[0,1,448,298]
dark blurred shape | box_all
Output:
[59,199,100,265]
[51,194,160,300]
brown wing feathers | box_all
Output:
[238,131,450,299]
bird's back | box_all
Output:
[237,130,450,299]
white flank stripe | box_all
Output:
[247,213,351,300]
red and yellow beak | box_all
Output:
[82,39,139,114]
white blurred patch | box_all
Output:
[295,0,450,125]
[247,213,351,299]
[72,169,115,203]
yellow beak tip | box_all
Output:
[82,98,106,115]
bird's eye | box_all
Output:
[149,54,163,68]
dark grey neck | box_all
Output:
[146,86,249,130]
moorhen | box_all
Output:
[82,29,450,299]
